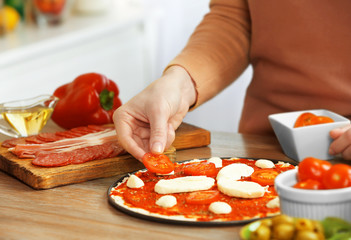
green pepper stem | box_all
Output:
[99,89,115,111]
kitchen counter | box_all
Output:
[0,125,296,240]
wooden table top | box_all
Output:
[0,127,296,240]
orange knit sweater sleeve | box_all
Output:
[165,0,251,109]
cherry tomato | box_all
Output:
[311,116,334,125]
[297,157,332,182]
[142,152,175,174]
[294,112,316,128]
[293,179,323,190]
[184,162,218,177]
[251,169,279,186]
[185,190,220,204]
[322,164,351,189]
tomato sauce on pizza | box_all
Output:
[109,157,295,222]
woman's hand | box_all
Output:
[113,66,196,161]
[329,125,351,160]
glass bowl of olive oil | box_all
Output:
[0,95,59,138]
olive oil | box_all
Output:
[2,106,54,137]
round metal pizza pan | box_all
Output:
[107,157,295,226]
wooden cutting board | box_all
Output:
[0,122,210,190]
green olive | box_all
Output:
[272,223,295,240]
[295,218,314,231]
[250,225,271,240]
[295,230,320,240]
[312,221,325,239]
[260,219,273,228]
[271,214,295,226]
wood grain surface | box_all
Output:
[0,122,210,189]
[172,123,211,150]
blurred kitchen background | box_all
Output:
[0,0,252,133]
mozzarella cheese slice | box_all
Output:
[209,201,232,214]
[156,195,177,208]
[277,161,291,168]
[207,157,222,168]
[126,175,144,188]
[216,163,254,181]
[266,197,280,209]
[255,159,275,169]
[217,179,266,198]
[154,176,215,194]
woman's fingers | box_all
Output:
[113,107,147,161]
[329,125,351,160]
[148,105,170,154]
[165,123,176,151]
[330,125,351,139]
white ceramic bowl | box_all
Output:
[275,169,351,221]
[269,109,350,161]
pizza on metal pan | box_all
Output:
[109,157,295,223]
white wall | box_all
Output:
[138,0,253,132]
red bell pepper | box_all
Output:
[52,73,122,129]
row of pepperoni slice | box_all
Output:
[1,125,109,148]
[2,125,126,167]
